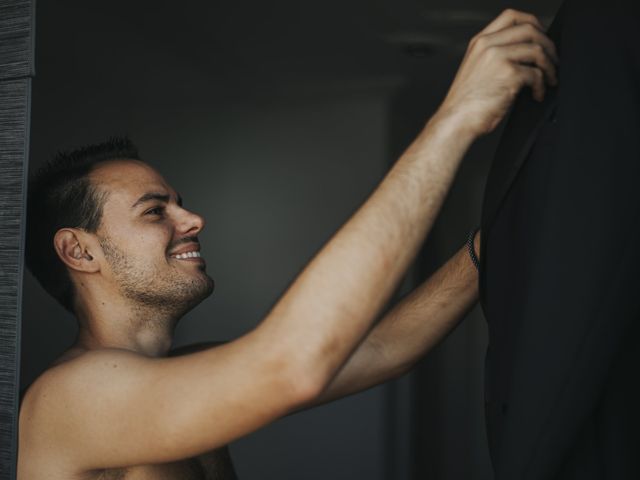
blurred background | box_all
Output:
[21,0,560,478]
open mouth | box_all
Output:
[170,251,203,260]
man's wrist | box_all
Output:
[428,106,479,146]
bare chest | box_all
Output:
[92,447,238,480]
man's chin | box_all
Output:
[189,274,215,304]
[203,276,215,298]
[168,280,213,318]
[184,267,214,292]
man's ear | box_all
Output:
[53,228,100,273]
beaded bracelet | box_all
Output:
[467,227,481,271]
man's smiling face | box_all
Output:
[89,159,214,316]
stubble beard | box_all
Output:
[99,236,214,321]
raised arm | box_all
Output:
[255,7,556,398]
[19,9,557,472]
[166,235,479,408]
[311,233,480,406]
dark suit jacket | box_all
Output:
[480,1,640,478]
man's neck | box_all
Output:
[74,297,178,358]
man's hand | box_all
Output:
[438,9,559,137]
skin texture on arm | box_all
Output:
[18,9,557,473]
[252,7,557,395]
[166,234,479,409]
[313,234,480,406]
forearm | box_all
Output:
[257,115,477,393]
[251,6,557,402]
[313,241,479,404]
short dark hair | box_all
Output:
[25,136,141,313]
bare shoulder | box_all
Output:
[19,336,303,473]
[20,347,152,425]
[18,349,152,470]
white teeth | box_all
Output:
[173,251,201,259]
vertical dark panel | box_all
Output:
[0,0,34,478]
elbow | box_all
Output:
[253,326,337,408]
[272,349,332,409]
[282,362,328,408]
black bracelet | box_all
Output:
[467,227,481,271]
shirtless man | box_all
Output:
[17,10,558,479]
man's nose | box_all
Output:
[177,207,205,235]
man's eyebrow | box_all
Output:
[131,192,172,208]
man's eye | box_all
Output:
[145,207,165,216]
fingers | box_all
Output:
[478,8,544,36]
[441,8,557,136]
[500,42,558,86]
[467,10,559,103]
[482,22,559,64]
[514,64,547,102]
